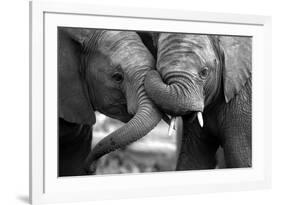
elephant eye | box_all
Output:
[199,66,209,79]
[112,72,124,83]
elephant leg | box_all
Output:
[220,83,252,168]
[222,132,251,168]
[220,114,251,168]
[59,118,93,176]
[176,119,219,170]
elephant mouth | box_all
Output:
[182,111,204,127]
[106,112,133,123]
[100,103,133,123]
[167,111,198,137]
[182,111,198,123]
[116,115,133,123]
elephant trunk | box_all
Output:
[84,73,162,173]
[144,70,204,116]
[144,33,205,116]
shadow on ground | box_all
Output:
[16,195,29,204]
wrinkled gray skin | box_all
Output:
[143,33,251,169]
[59,28,162,176]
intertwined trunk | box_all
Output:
[83,31,162,173]
[84,75,162,172]
[144,34,204,116]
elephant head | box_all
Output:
[59,28,162,173]
[144,33,251,121]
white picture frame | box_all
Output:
[30,0,272,204]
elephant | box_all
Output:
[143,32,252,170]
[58,27,162,176]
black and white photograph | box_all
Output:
[24,0,274,204]
[58,27,252,177]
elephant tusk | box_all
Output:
[197,112,204,127]
[168,117,177,136]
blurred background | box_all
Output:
[92,112,178,175]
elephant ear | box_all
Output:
[219,36,252,103]
[58,27,96,125]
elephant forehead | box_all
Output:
[114,48,153,67]
[98,31,144,53]
[158,33,217,64]
[89,30,154,71]
[88,46,153,77]
[99,42,154,69]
